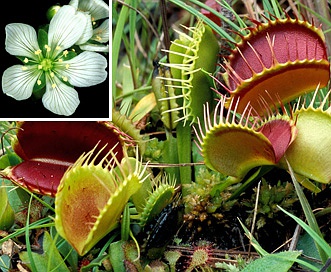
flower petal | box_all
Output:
[79,43,109,52]
[74,0,109,21]
[42,77,80,116]
[75,13,94,45]
[2,65,39,100]
[48,5,88,57]
[59,51,108,87]
[68,0,79,9]
[5,23,40,60]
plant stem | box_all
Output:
[176,122,192,197]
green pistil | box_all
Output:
[39,58,53,71]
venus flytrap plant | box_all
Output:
[134,173,178,228]
[2,4,108,116]
[54,144,150,256]
[114,155,180,255]
[218,15,330,115]
[193,11,331,195]
[194,95,297,193]
[160,19,219,125]
[111,108,147,155]
[151,18,220,196]
[0,121,125,197]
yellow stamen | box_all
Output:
[37,79,42,85]
[35,49,42,55]
[38,65,43,70]
[44,45,51,52]
[23,58,29,63]
[65,64,70,69]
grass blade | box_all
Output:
[112,0,130,105]
[169,0,236,43]
[278,206,331,258]
[25,196,38,272]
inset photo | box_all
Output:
[0,0,110,119]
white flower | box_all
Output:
[2,5,108,116]
[69,0,109,52]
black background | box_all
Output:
[0,1,110,119]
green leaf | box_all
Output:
[112,0,130,103]
[1,179,30,213]
[129,92,157,123]
[19,231,70,272]
[0,184,15,230]
[121,203,131,241]
[262,0,283,18]
[242,251,302,272]
[229,166,274,200]
[239,218,319,271]
[296,232,323,270]
[109,240,126,272]
[0,254,11,272]
[0,153,21,169]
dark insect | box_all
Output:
[142,200,184,259]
